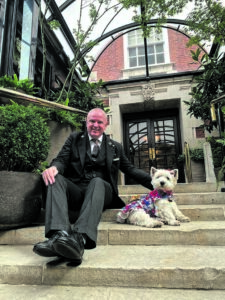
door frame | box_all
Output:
[123,108,185,183]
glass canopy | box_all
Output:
[42,0,223,82]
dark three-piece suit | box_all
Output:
[44,131,153,249]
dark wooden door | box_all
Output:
[123,110,185,184]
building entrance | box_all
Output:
[123,109,185,184]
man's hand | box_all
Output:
[42,166,58,186]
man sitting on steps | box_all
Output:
[33,108,153,264]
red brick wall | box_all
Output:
[168,29,201,72]
[92,35,124,81]
[92,29,202,81]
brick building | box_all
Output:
[89,27,215,184]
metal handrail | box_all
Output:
[184,142,192,183]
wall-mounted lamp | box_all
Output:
[210,103,217,123]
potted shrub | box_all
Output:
[0,101,50,229]
[0,74,39,105]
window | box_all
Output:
[127,28,165,68]
[195,127,205,138]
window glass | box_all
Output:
[128,28,165,68]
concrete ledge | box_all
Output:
[1,245,225,289]
[2,221,225,246]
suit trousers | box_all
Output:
[44,174,113,249]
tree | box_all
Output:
[182,1,225,132]
[38,0,225,117]
[56,0,124,104]
[184,50,225,132]
[120,0,189,36]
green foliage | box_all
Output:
[184,50,225,132]
[119,0,188,37]
[0,74,39,95]
[206,136,224,168]
[33,161,49,175]
[177,154,185,163]
[214,132,225,181]
[120,0,225,41]
[48,20,61,30]
[186,0,225,47]
[0,102,50,171]
[0,75,83,129]
[57,0,123,101]
[52,79,109,113]
[190,148,204,162]
[48,108,82,129]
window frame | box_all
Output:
[124,27,170,69]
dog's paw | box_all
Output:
[167,220,180,226]
[151,220,163,228]
[178,216,191,222]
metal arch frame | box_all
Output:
[84,18,207,79]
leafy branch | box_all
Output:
[57,0,123,103]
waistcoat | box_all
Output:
[82,137,108,182]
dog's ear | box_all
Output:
[151,167,157,177]
[172,169,179,180]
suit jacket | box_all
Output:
[50,131,153,208]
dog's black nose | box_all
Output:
[160,181,165,186]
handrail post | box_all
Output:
[184,142,192,183]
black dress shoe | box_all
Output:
[53,231,84,262]
[33,231,69,257]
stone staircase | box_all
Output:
[1,182,225,299]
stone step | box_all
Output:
[2,221,225,246]
[31,203,225,227]
[1,244,225,289]
[121,192,225,205]
[118,183,219,194]
[1,284,225,300]
[102,205,225,222]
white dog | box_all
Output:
[116,167,190,227]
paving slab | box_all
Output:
[1,285,225,300]
[1,245,225,289]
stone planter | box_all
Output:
[47,121,74,163]
[0,171,42,229]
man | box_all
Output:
[33,108,153,264]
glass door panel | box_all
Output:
[124,112,184,184]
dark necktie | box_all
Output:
[91,139,100,158]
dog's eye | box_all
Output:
[167,177,170,180]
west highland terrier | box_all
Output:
[116,167,190,227]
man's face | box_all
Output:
[86,109,108,139]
